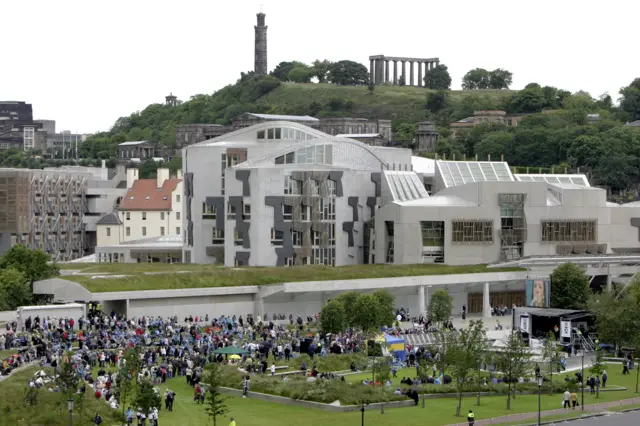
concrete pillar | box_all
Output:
[370,59,374,84]
[402,61,407,85]
[483,282,491,318]
[375,59,384,85]
[393,60,398,85]
[409,61,415,86]
[254,293,264,318]
[607,265,612,292]
[385,60,390,83]
[418,62,423,87]
[418,286,426,315]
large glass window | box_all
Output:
[541,220,596,242]
[420,221,445,246]
[452,220,493,244]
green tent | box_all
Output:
[212,346,248,355]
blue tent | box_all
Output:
[384,333,406,362]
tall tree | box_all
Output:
[424,64,452,90]
[372,359,392,413]
[0,245,58,306]
[488,69,513,89]
[550,263,590,309]
[446,320,487,416]
[288,66,313,83]
[134,380,161,420]
[588,282,640,351]
[372,290,395,327]
[204,363,229,426]
[619,78,640,121]
[509,87,546,113]
[462,68,490,90]
[541,331,558,395]
[327,60,369,86]
[334,291,360,328]
[319,300,346,334]
[353,293,382,333]
[495,331,532,409]
[425,91,449,113]
[312,59,333,83]
[270,61,308,82]
[428,289,453,326]
[0,268,31,310]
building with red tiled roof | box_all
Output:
[96,168,183,248]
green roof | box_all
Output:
[58,263,524,293]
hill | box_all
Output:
[257,83,516,123]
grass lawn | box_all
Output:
[3,364,640,426]
[260,83,516,125]
[56,263,523,292]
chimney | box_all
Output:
[126,168,139,189]
[177,169,183,179]
[156,168,170,188]
[101,160,106,169]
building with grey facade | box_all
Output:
[182,120,414,266]
[374,160,640,266]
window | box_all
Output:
[126,212,130,220]
[176,194,180,203]
[142,227,147,236]
[319,198,335,220]
[328,223,336,245]
[284,175,300,195]
[257,130,265,139]
[106,227,111,237]
[327,180,336,196]
[292,229,303,246]
[160,212,165,220]
[312,248,335,266]
[243,203,251,219]
[212,227,225,244]
[284,256,294,267]
[227,203,237,219]
[176,227,180,235]
[126,227,130,236]
[452,220,493,244]
[541,220,597,242]
[160,227,165,236]
[202,202,216,219]
[420,221,445,246]
[271,228,284,245]
[300,205,309,221]
[267,128,274,139]
[283,204,293,220]
[312,231,320,246]
[176,211,181,220]
[234,227,243,246]
[142,212,147,220]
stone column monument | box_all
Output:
[254,11,268,75]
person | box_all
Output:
[242,376,250,398]
[570,391,578,409]
[270,363,276,376]
[93,413,103,425]
[126,407,135,425]
[623,358,629,375]
[229,417,236,426]
[602,370,608,388]
[563,389,571,408]
[467,409,475,425]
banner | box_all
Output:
[520,315,531,334]
[560,320,572,338]
[525,279,551,308]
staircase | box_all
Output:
[404,333,440,347]
[570,327,595,352]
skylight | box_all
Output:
[436,161,515,188]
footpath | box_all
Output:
[446,397,640,426]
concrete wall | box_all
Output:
[16,303,86,330]
[376,180,640,265]
[128,294,255,319]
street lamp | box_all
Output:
[581,351,584,411]
[360,399,369,426]
[537,373,543,426]
[67,397,74,426]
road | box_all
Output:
[568,410,640,425]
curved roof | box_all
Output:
[191,121,330,147]
[239,136,389,170]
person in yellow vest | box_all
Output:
[229,417,236,426]
[97,303,102,312]
[468,409,475,425]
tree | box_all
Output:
[428,289,453,326]
[619,78,640,121]
[416,358,430,408]
[590,350,605,398]
[134,379,161,420]
[510,87,546,113]
[550,263,590,309]
[327,60,369,86]
[319,300,346,334]
[462,68,490,90]
[334,291,360,328]
[424,64,452,90]
[353,293,382,333]
[446,320,487,416]
[0,268,31,310]
[0,244,59,287]
[116,349,139,420]
[372,290,395,327]
[495,331,532,409]
[588,282,640,351]
[398,74,406,86]
[56,355,80,398]
[203,363,229,426]
[426,91,449,113]
[488,69,513,89]
[270,61,308,82]
[288,66,313,83]
[311,59,333,83]
[541,331,558,395]
[372,359,391,413]
[475,131,513,161]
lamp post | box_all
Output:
[67,397,74,426]
[537,373,543,426]
[581,351,584,411]
[360,400,369,426]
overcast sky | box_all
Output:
[2,0,637,134]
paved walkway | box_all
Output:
[446,397,640,425]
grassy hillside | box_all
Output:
[259,83,516,122]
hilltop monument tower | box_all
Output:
[254,9,268,75]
